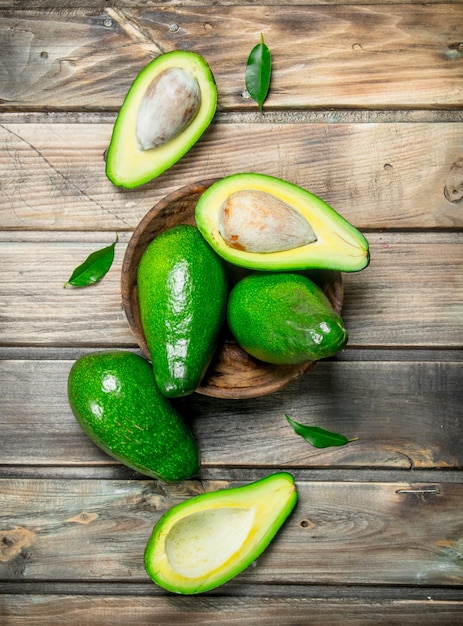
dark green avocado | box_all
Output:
[227,272,348,364]
[195,172,370,272]
[67,351,199,481]
[106,50,217,188]
[137,224,228,398]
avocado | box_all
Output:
[144,472,297,594]
[106,51,217,188]
[195,173,370,272]
[227,272,348,364]
[137,224,228,398]
[67,351,199,481]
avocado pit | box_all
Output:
[136,67,201,151]
[218,189,317,253]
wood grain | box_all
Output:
[0,235,461,348]
[0,479,462,587]
[1,0,462,618]
[1,595,463,625]
[0,5,461,109]
[1,358,461,469]
[0,121,462,232]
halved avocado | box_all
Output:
[106,51,217,188]
[195,173,370,272]
[144,472,297,594]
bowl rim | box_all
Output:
[121,179,344,399]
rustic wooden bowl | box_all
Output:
[121,180,344,399]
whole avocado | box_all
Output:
[227,273,348,365]
[137,224,228,398]
[67,351,199,481]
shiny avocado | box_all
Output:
[227,272,348,364]
[195,172,370,272]
[137,224,228,398]
[106,50,217,188]
[144,472,297,594]
[67,351,199,481]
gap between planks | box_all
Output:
[1,111,463,124]
[1,465,462,485]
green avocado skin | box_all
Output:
[227,273,348,365]
[137,225,228,398]
[67,351,200,481]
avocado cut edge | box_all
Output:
[106,50,217,189]
[195,172,370,272]
[144,472,298,594]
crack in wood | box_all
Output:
[0,123,132,227]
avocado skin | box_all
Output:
[144,472,298,594]
[105,51,217,189]
[67,351,199,481]
[195,172,370,272]
[227,273,348,364]
[137,224,228,398]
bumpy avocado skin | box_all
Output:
[67,351,199,481]
[137,225,228,398]
[227,273,348,364]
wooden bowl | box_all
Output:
[121,180,344,399]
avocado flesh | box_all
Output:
[227,273,348,364]
[67,351,199,481]
[144,472,297,594]
[106,50,217,188]
[195,173,370,272]
[137,224,228,398]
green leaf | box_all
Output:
[245,33,272,112]
[285,415,358,449]
[64,233,118,288]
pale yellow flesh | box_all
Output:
[146,474,297,593]
[165,507,255,578]
[107,52,216,188]
[196,173,369,271]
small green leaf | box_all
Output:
[64,233,118,288]
[245,33,272,112]
[285,415,358,449]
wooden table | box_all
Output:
[1,1,463,623]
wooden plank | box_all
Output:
[0,235,462,349]
[1,479,462,586]
[1,595,463,626]
[0,0,461,7]
[0,121,462,231]
[1,358,462,469]
[0,5,461,110]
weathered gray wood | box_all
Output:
[0,479,462,586]
[1,594,463,625]
[0,5,461,109]
[1,0,462,616]
[0,121,462,231]
[1,358,462,469]
[0,235,461,348]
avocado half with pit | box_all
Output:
[195,173,370,272]
[144,472,297,594]
[106,50,217,188]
